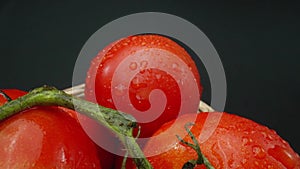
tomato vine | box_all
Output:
[0,86,152,169]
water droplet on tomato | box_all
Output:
[129,62,137,70]
[172,63,178,69]
[261,131,267,138]
[136,94,142,100]
[227,158,234,167]
[267,164,274,169]
[242,137,249,146]
[268,145,297,168]
[280,138,288,146]
[126,39,131,43]
[107,98,113,103]
[241,158,247,165]
[132,77,140,86]
[58,147,67,163]
[140,60,148,70]
[105,54,114,59]
[155,74,161,80]
[130,50,136,55]
[178,79,184,85]
[252,145,266,159]
[131,36,137,41]
[114,84,126,96]
[266,135,274,142]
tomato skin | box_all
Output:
[75,112,116,169]
[58,107,116,169]
[0,89,27,106]
[121,112,300,169]
[85,34,202,138]
[0,90,108,169]
[0,106,103,169]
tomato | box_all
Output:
[85,34,202,138]
[0,89,27,106]
[74,111,116,169]
[59,107,116,169]
[118,112,300,169]
[0,89,110,169]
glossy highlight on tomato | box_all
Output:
[122,112,300,169]
[0,89,106,169]
[85,34,203,138]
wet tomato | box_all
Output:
[120,112,300,169]
[0,89,109,169]
[0,89,27,106]
[85,34,202,138]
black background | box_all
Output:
[1,1,299,153]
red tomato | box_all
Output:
[0,89,110,169]
[74,111,116,169]
[85,34,203,138]
[59,107,116,169]
[119,112,300,169]
[0,89,27,106]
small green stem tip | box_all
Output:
[176,122,215,169]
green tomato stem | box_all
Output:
[177,122,215,169]
[0,86,153,169]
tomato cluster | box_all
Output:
[1,34,299,169]
[85,34,300,168]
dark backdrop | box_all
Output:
[1,1,299,153]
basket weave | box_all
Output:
[64,84,214,113]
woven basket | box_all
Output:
[64,84,214,113]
